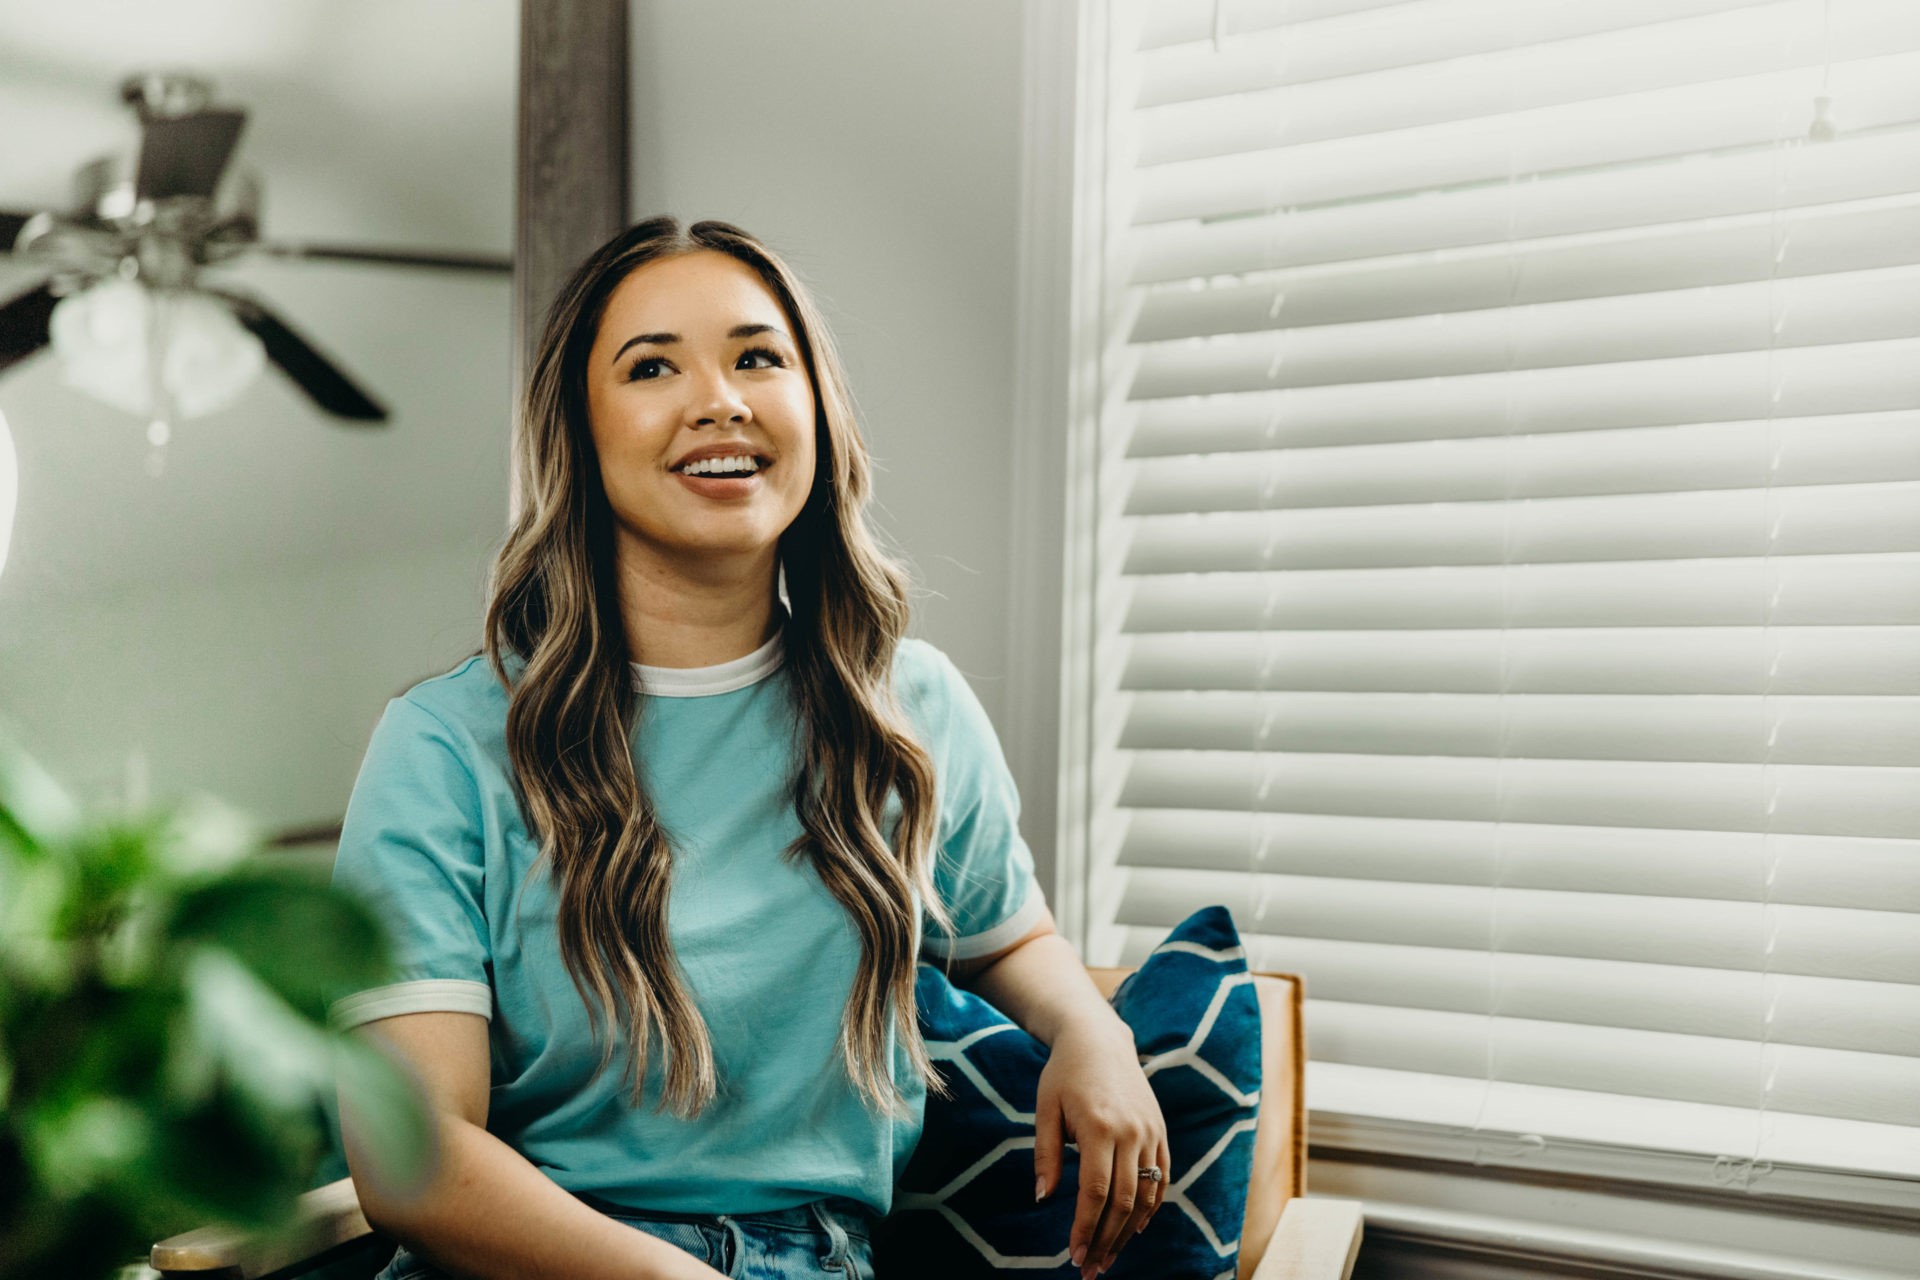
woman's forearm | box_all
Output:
[349,1111,725,1280]
[962,931,1131,1051]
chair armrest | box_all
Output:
[1248,1197,1364,1280]
[150,1177,373,1278]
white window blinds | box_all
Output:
[1084,0,1920,1187]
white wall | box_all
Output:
[626,0,1028,732]
[0,539,496,827]
[0,1,1037,867]
[0,260,514,835]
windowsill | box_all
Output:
[1304,1067,1920,1279]
[1312,1189,1920,1280]
[1306,1062,1920,1216]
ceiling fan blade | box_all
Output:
[136,107,248,201]
[0,280,57,375]
[0,210,35,253]
[205,288,388,425]
[254,241,511,275]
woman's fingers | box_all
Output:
[1069,1132,1116,1278]
[1033,1086,1065,1202]
[1103,1135,1170,1270]
[1149,1134,1171,1228]
[1082,1139,1145,1279]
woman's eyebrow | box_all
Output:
[610,323,788,366]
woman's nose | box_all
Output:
[688,367,751,427]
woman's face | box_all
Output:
[584,249,818,574]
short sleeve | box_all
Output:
[327,695,494,1030]
[911,647,1047,961]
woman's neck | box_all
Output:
[612,541,783,670]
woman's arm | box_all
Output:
[341,1011,725,1280]
[948,905,1169,1280]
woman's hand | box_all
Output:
[1034,1014,1170,1280]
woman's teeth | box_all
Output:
[681,455,761,476]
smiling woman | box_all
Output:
[325,216,1167,1280]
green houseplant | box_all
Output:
[0,734,431,1279]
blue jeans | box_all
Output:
[375,1192,877,1280]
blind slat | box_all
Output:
[1118,690,1920,766]
[1128,413,1920,496]
[1139,0,1776,104]
[1120,928,1920,1058]
[1123,482,1920,571]
[1118,749,1920,839]
[1296,1000,1913,1126]
[1115,810,1920,913]
[1127,266,1920,400]
[1118,627,1920,696]
[1127,345,1920,456]
[1132,204,1920,344]
[1139,0,1415,52]
[1122,554,1920,631]
[1114,869,1919,991]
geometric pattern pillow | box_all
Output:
[876,906,1260,1280]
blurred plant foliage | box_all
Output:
[0,734,432,1279]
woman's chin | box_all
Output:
[621,524,789,569]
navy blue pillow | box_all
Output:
[878,906,1260,1280]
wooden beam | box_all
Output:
[512,0,628,512]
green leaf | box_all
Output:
[120,1079,318,1237]
[0,855,76,988]
[176,948,337,1115]
[151,792,260,880]
[165,869,392,1022]
[11,984,177,1112]
[18,1095,155,1200]
[0,729,79,858]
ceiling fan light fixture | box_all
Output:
[48,279,264,421]
[0,405,15,584]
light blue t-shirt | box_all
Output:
[327,632,1043,1217]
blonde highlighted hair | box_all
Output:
[484,215,952,1119]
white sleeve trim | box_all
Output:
[329,979,493,1031]
[923,882,1048,961]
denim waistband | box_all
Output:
[574,1190,876,1235]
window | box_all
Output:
[1070,0,1920,1203]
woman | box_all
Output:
[331,216,1166,1280]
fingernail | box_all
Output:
[1035,1177,1046,1202]
[1071,1245,1086,1267]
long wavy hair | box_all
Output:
[484,215,953,1120]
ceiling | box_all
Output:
[0,0,517,605]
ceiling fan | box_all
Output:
[0,71,510,428]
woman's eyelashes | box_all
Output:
[624,346,789,383]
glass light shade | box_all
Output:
[48,279,265,420]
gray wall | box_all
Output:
[627,0,1028,732]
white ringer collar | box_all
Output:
[630,628,785,697]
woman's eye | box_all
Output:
[625,349,782,382]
